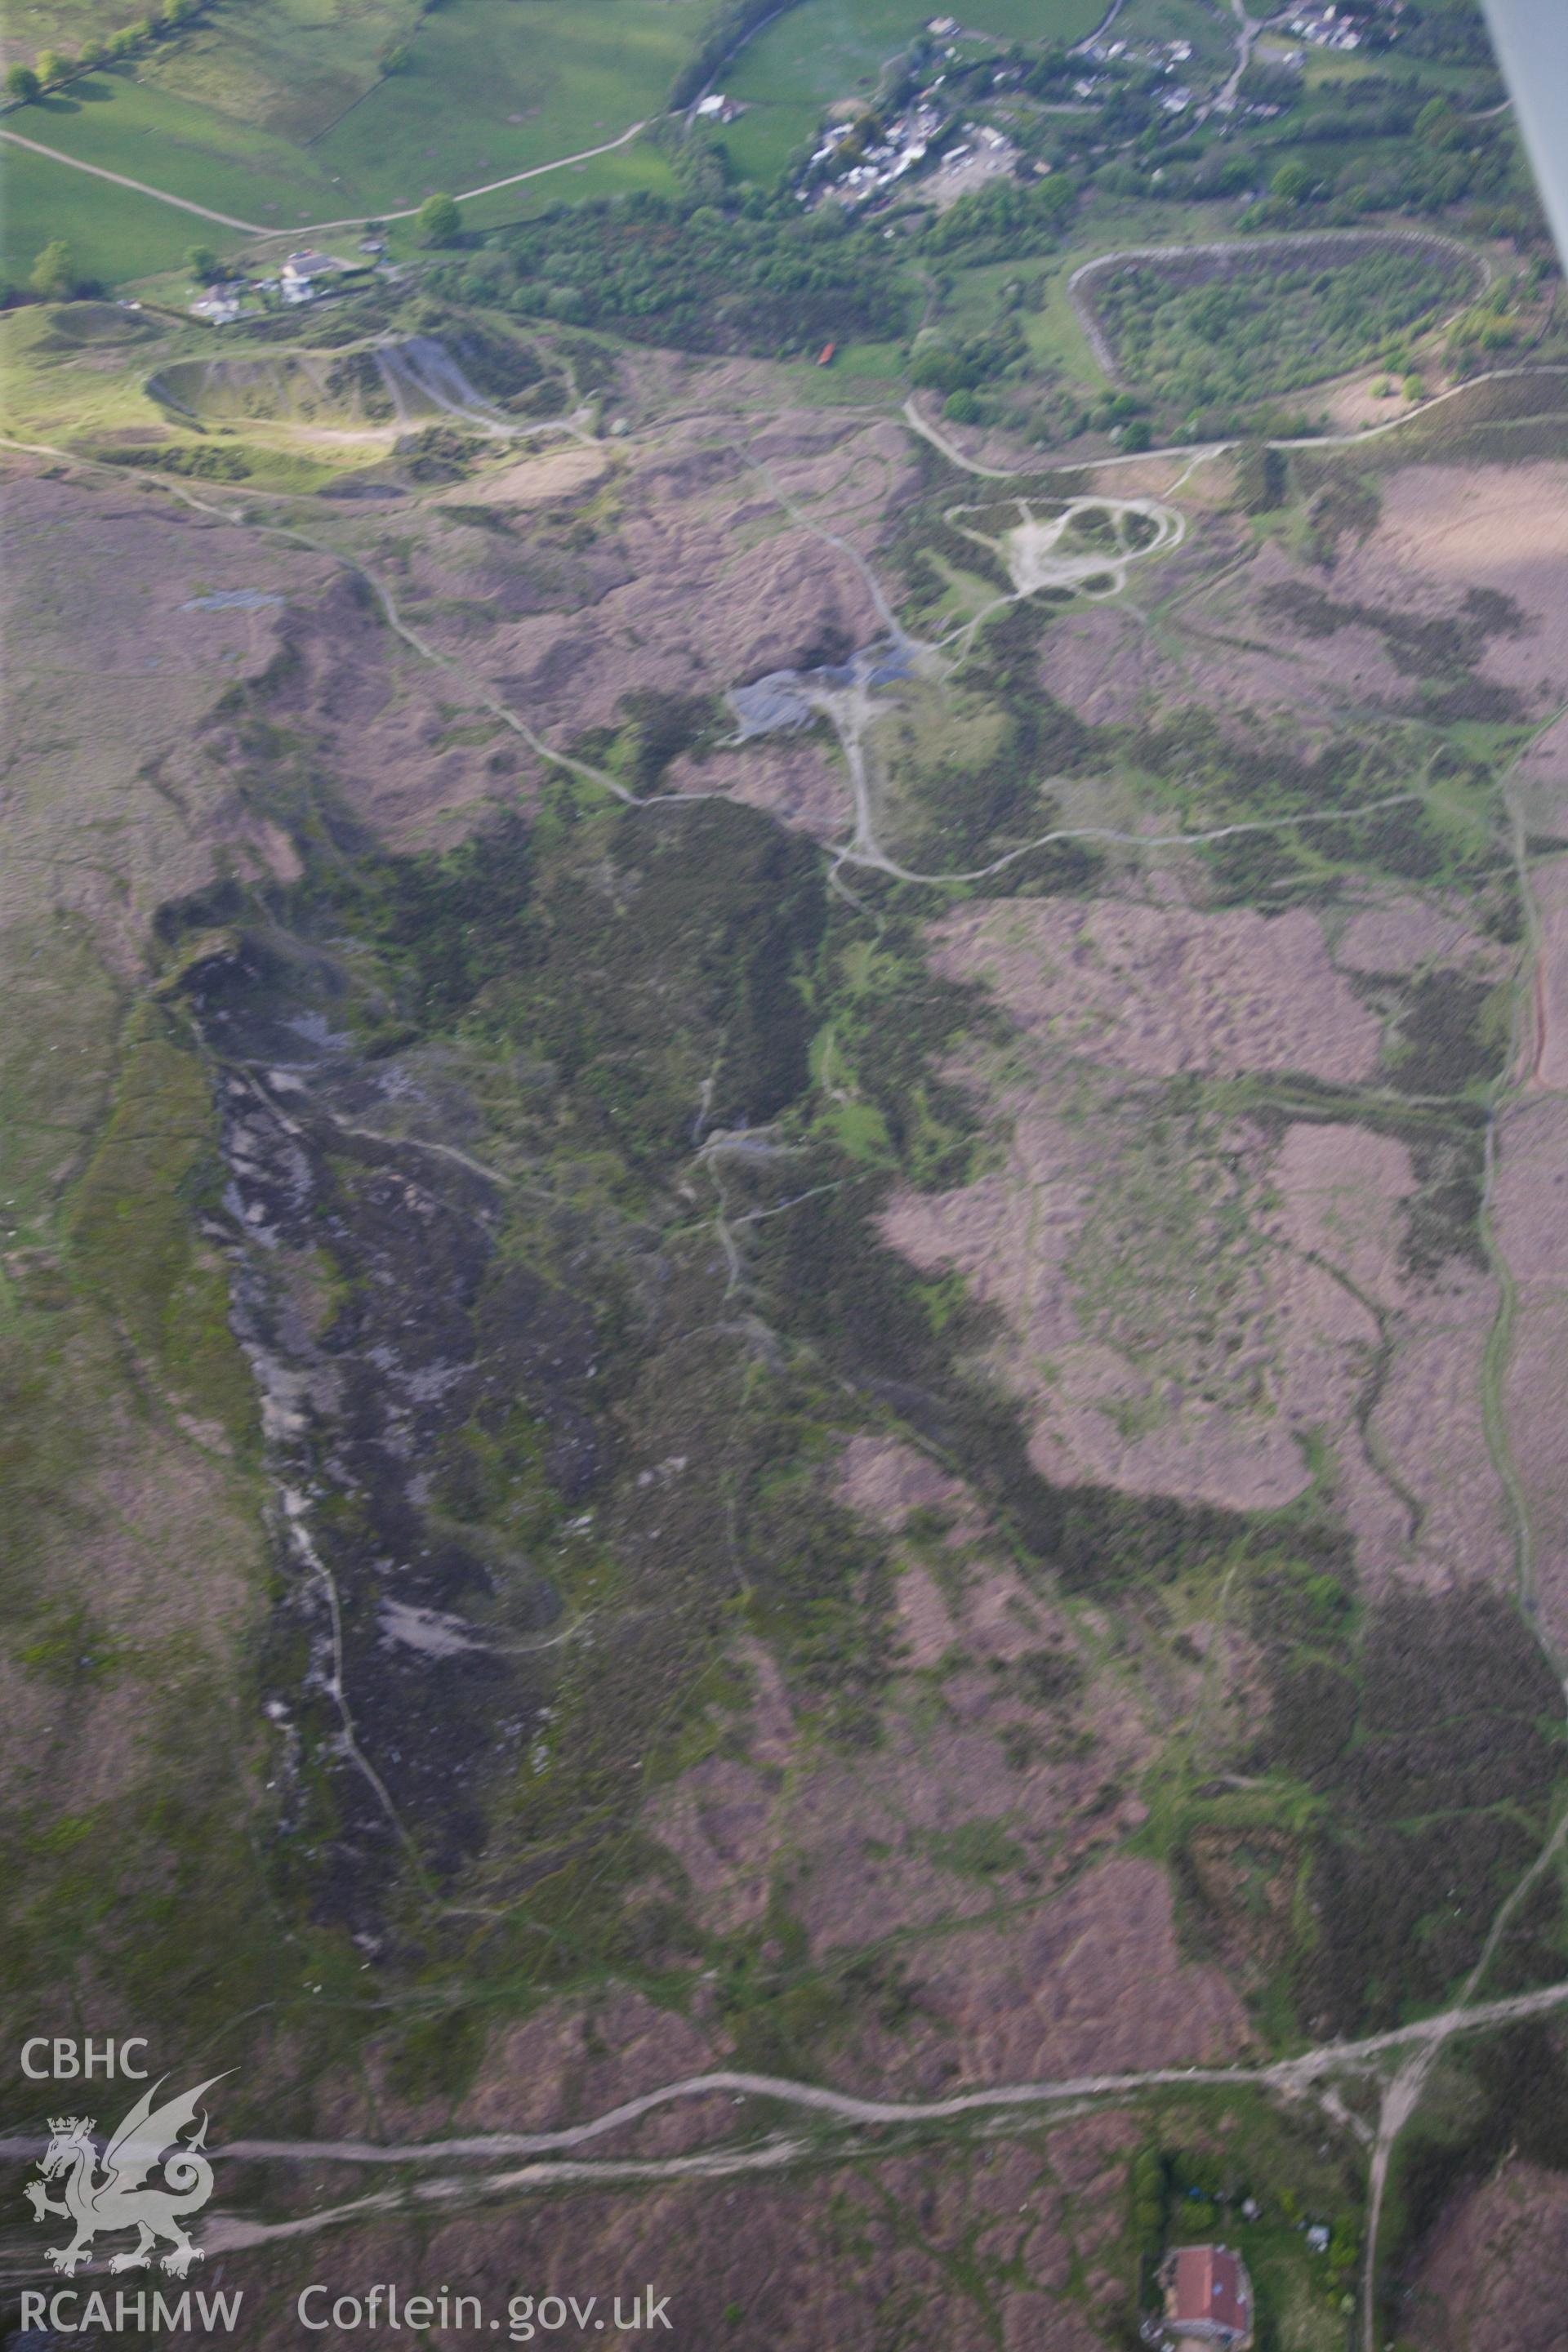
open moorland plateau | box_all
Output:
[8,1,1568,2349]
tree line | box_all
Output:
[4,0,201,103]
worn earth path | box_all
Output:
[6,1980,1568,2264]
[904,359,1565,483]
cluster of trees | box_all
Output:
[2,0,201,100]
[1392,0,1495,66]
[1129,2145,1167,2286]
[1021,42,1081,102]
[1085,243,1467,423]
[1236,60,1308,114]
[27,237,82,299]
[661,119,734,207]
[1098,147,1254,206]
[1443,266,1540,372]
[1089,244,1468,420]
[431,189,911,357]
[1263,75,1419,148]
[414,118,1083,363]
[1244,91,1547,243]
[920,171,1076,264]
[99,439,251,477]
[421,153,1080,364]
[1069,388,1152,448]
[416,191,463,247]
[910,317,1025,399]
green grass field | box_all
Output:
[2,0,710,281]
[145,0,423,145]
[5,0,149,65]
[963,0,1104,39]
[942,198,1250,398]
[308,0,710,209]
[1116,0,1236,77]
[0,301,176,435]
[458,136,680,234]
[8,74,348,227]
[0,135,250,290]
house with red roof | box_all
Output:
[1159,2244,1254,2348]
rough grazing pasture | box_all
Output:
[7,73,347,229]
[144,0,424,144]
[0,138,237,287]
[880,894,1511,1573]
[306,0,711,211]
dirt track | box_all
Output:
[0,118,647,243]
[5,1976,1566,2272]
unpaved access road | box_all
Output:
[0,118,646,243]
[1210,0,1259,116]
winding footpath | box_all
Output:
[0,125,263,232]
[907,359,1568,482]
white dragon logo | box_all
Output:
[24,2074,228,2277]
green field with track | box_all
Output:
[1,0,710,284]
